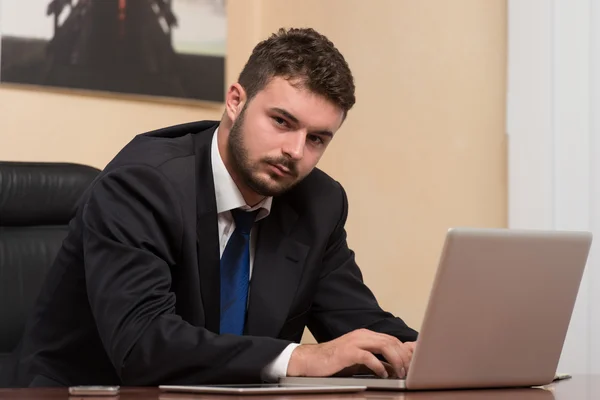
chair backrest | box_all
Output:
[0,161,100,354]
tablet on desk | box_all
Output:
[159,383,367,395]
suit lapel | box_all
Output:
[193,125,221,334]
[246,200,309,337]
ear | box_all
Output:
[225,83,247,123]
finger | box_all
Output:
[357,350,388,378]
[363,345,405,378]
[396,346,411,377]
[402,342,416,369]
[380,361,398,378]
[385,341,413,378]
[391,344,416,379]
[367,333,416,366]
[354,332,407,378]
[354,331,416,378]
[381,344,408,378]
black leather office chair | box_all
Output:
[0,161,100,365]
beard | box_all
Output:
[227,107,302,197]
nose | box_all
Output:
[282,130,305,161]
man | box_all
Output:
[4,27,417,388]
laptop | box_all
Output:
[281,227,592,390]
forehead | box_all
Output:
[249,77,344,131]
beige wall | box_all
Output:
[0,1,507,337]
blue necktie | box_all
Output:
[219,208,259,335]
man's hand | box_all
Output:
[287,328,416,379]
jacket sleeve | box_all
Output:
[82,164,290,385]
[307,182,419,344]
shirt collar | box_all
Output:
[211,126,272,220]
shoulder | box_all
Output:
[105,121,216,170]
[98,120,217,184]
[81,121,217,208]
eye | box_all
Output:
[308,135,324,145]
[272,116,288,127]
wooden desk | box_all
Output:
[0,375,597,400]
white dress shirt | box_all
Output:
[210,128,300,381]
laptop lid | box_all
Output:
[406,228,591,390]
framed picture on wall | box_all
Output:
[0,0,226,103]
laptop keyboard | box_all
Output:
[352,374,406,381]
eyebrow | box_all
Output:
[270,107,334,138]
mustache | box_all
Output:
[263,157,298,176]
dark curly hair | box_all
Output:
[237,27,356,117]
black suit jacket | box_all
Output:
[3,121,417,387]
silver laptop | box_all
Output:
[281,228,592,390]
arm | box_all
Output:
[82,165,291,385]
[284,182,418,378]
[307,183,418,343]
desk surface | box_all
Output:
[0,375,598,400]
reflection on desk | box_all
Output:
[158,386,554,400]
[0,375,599,400]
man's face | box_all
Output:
[227,77,345,197]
